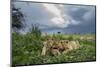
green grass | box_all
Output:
[12,33,96,66]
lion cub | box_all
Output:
[62,40,80,54]
[41,39,80,56]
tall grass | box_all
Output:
[12,30,96,66]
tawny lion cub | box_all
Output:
[62,40,80,54]
[41,39,54,56]
[41,40,62,56]
[41,40,80,56]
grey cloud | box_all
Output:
[13,2,96,34]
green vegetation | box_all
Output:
[12,32,96,66]
[12,3,96,66]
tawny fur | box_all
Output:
[51,49,61,56]
[41,40,80,56]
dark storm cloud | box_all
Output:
[64,6,88,21]
[13,2,96,34]
[41,5,96,34]
[62,5,96,34]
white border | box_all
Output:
[0,0,100,67]
[0,0,10,67]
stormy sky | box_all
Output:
[13,1,96,34]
